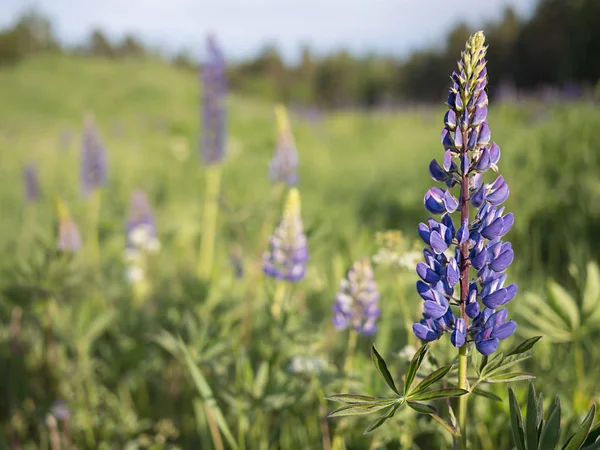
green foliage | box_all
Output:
[509,382,599,450]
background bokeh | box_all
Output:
[1,0,600,449]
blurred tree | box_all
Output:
[88,29,114,58]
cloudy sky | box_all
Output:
[1,0,537,60]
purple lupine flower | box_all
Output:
[50,400,71,421]
[23,163,40,202]
[125,190,159,252]
[201,35,227,165]
[263,188,308,282]
[80,113,108,198]
[269,105,299,185]
[413,31,517,355]
[332,258,380,336]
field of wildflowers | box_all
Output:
[1,32,600,449]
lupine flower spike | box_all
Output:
[198,35,227,281]
[412,31,517,449]
[23,163,40,203]
[80,113,107,198]
[263,188,308,317]
[413,31,516,356]
[56,197,81,254]
[332,258,380,337]
[269,104,299,185]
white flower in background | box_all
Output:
[287,355,329,375]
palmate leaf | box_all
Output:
[403,343,430,395]
[480,353,504,378]
[471,388,502,402]
[407,401,438,415]
[371,345,400,395]
[484,353,534,379]
[521,293,572,339]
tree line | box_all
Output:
[1,0,599,107]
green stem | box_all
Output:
[458,344,468,450]
[198,164,222,281]
[86,188,102,265]
[343,330,358,373]
[271,281,288,319]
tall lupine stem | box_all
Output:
[198,35,227,281]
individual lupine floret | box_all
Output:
[263,188,308,282]
[332,258,380,336]
[412,31,518,356]
[269,104,299,185]
[201,35,227,165]
[23,162,40,202]
[56,197,81,253]
[80,113,108,198]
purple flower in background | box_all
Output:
[263,188,308,282]
[412,32,517,355]
[332,258,380,336]
[201,35,227,165]
[80,113,108,197]
[125,190,160,253]
[269,105,299,185]
[23,163,40,202]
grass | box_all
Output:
[0,54,600,449]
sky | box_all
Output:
[1,0,538,61]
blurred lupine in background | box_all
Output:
[56,197,81,254]
[80,113,107,264]
[333,258,380,338]
[198,35,227,281]
[263,187,308,318]
[23,163,40,203]
[269,104,299,186]
[124,190,160,303]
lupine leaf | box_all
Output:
[328,401,398,418]
[582,421,600,447]
[472,350,483,376]
[326,394,397,404]
[371,345,400,395]
[582,262,600,316]
[403,343,429,395]
[407,401,438,415]
[471,388,502,402]
[478,354,489,375]
[480,353,504,377]
[430,413,461,437]
[507,336,543,356]
[517,322,571,344]
[547,280,580,330]
[539,396,561,450]
[582,440,600,450]
[364,403,401,434]
[486,372,535,383]
[522,293,572,335]
[508,385,526,450]
[484,353,533,379]
[408,388,468,401]
[526,382,538,450]
[562,404,596,450]
[408,365,452,397]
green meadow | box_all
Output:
[1,55,600,449]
